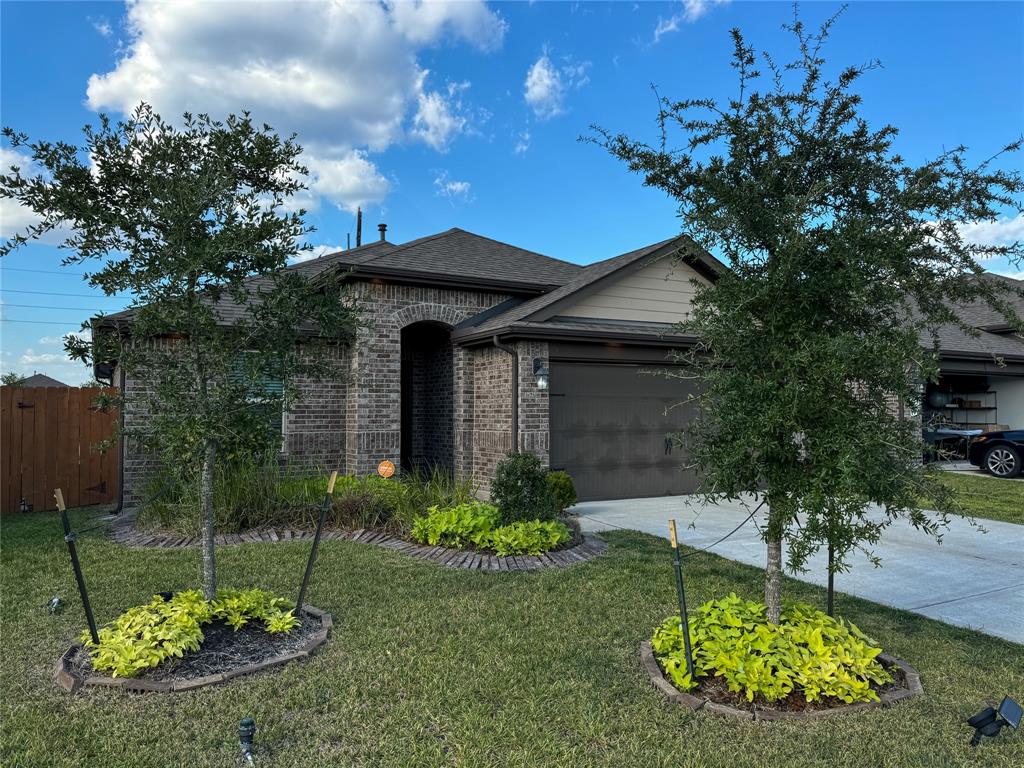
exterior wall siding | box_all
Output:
[561,255,709,323]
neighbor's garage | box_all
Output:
[549,360,698,501]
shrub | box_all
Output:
[410,501,499,549]
[139,464,476,536]
[491,452,555,524]
[651,594,892,704]
[81,588,299,678]
[409,504,571,555]
[487,520,572,556]
[546,471,578,515]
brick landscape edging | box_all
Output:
[54,605,332,694]
[109,513,607,571]
[639,640,924,721]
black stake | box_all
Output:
[296,471,338,614]
[668,518,696,681]
[826,539,835,617]
[55,489,99,645]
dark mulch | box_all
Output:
[71,614,321,683]
[676,657,906,713]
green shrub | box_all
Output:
[491,452,555,524]
[139,464,476,536]
[409,503,570,555]
[410,501,499,549]
[486,520,572,556]
[546,471,578,515]
[81,588,299,678]
[651,594,892,704]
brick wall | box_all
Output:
[345,281,512,476]
[282,342,349,473]
[470,345,514,496]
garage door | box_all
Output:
[549,362,699,501]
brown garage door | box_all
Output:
[549,362,698,501]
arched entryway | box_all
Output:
[400,321,454,474]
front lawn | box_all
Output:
[2,507,1022,767]
[938,472,1024,525]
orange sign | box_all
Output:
[377,460,396,478]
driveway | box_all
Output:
[575,494,1024,644]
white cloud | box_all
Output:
[306,152,390,214]
[514,130,531,155]
[0,147,71,245]
[85,0,506,209]
[433,171,472,201]
[524,50,591,120]
[91,18,113,38]
[654,0,730,44]
[958,213,1024,249]
[290,243,344,265]
[411,83,469,152]
[38,330,91,347]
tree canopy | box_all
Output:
[1,105,361,597]
[591,8,1024,620]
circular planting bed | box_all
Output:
[54,605,331,694]
[640,640,924,721]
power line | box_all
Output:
[0,266,90,276]
[0,318,89,326]
[0,288,130,298]
[0,302,106,311]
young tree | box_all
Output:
[592,9,1023,621]
[1,372,28,386]
[1,105,360,598]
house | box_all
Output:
[99,226,1024,509]
[15,373,70,388]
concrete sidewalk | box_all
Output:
[575,494,1024,644]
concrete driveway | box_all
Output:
[575,494,1024,644]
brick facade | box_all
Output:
[118,279,554,510]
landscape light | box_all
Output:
[533,358,549,391]
[967,696,1021,747]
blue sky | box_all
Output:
[2,0,1022,383]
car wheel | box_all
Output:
[984,445,1022,478]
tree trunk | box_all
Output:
[200,437,218,600]
[764,493,786,624]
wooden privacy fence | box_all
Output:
[1,387,119,514]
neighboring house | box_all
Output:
[923,274,1024,436]
[96,227,1024,507]
[18,373,69,388]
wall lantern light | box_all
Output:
[533,358,549,391]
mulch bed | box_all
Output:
[54,606,332,694]
[640,641,924,720]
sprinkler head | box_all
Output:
[238,717,256,752]
[47,597,63,614]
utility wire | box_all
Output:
[0,318,91,325]
[0,266,90,276]
[0,302,107,311]
[1,288,130,298]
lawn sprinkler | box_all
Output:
[967,696,1021,747]
[47,597,63,614]
[238,717,257,764]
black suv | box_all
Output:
[967,430,1024,478]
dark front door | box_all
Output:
[549,362,698,501]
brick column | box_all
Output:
[516,340,550,467]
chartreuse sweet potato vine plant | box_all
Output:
[652,594,891,704]
[410,501,571,556]
[81,588,300,678]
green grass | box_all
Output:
[938,473,1024,525]
[2,507,1022,768]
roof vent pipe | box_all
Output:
[356,207,362,247]
[378,223,387,241]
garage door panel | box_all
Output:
[550,362,698,501]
